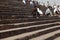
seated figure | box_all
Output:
[54,6,59,16]
[45,8,53,16]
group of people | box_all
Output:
[22,0,38,7]
[32,6,60,18]
[22,0,60,18]
[22,0,34,5]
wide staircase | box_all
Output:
[0,16,60,40]
[0,0,60,40]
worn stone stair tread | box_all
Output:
[1,25,60,40]
[0,20,59,30]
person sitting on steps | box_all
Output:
[54,6,59,16]
[45,7,53,16]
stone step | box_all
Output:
[19,27,60,40]
[0,23,60,39]
[1,27,60,40]
[0,16,59,19]
[0,20,59,30]
[0,17,60,24]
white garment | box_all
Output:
[54,8,57,13]
[37,8,43,14]
[22,0,26,4]
[54,8,59,14]
[30,1,33,5]
[45,8,53,16]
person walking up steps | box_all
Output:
[37,7,43,16]
[32,6,43,18]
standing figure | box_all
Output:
[30,0,34,7]
[32,6,43,18]
[32,6,39,18]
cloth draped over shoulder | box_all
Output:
[22,0,26,4]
